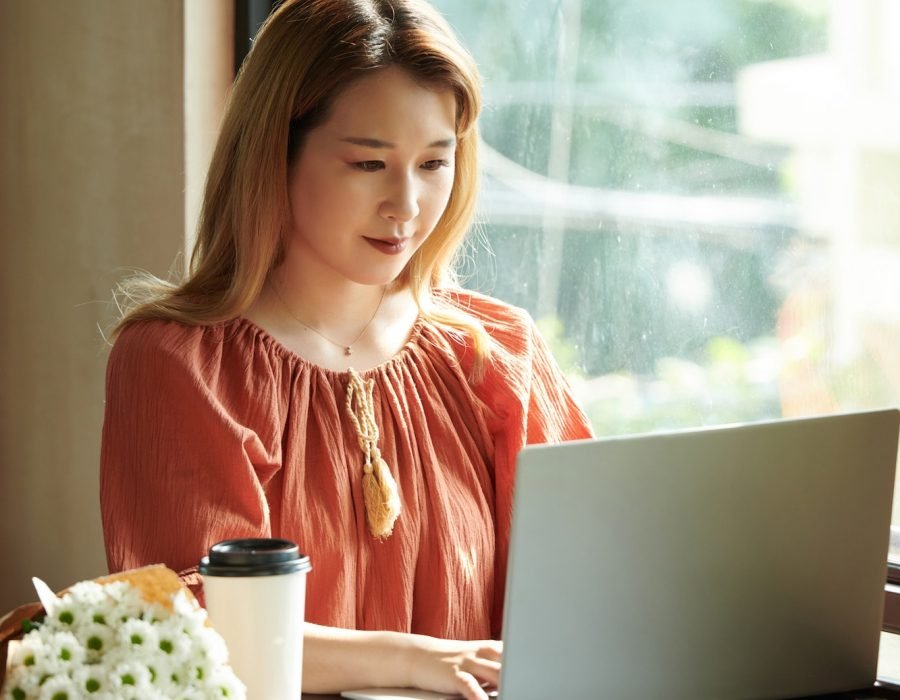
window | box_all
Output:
[434,0,900,569]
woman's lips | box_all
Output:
[364,237,411,255]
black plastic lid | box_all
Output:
[198,538,312,577]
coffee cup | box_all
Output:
[200,538,312,699]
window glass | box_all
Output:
[434,0,900,558]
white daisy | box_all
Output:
[107,659,153,694]
[117,617,158,651]
[104,582,145,622]
[65,581,106,609]
[194,625,229,666]
[72,664,109,696]
[207,665,247,698]
[154,618,192,664]
[13,632,66,680]
[36,674,79,700]
[74,621,115,663]
[44,630,85,669]
[3,661,42,699]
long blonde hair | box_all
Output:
[113,0,490,364]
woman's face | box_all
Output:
[284,66,458,287]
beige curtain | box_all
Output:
[0,1,232,612]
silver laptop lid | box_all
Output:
[500,409,900,700]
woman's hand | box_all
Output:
[302,623,502,698]
[405,636,503,700]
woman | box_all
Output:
[100,0,593,697]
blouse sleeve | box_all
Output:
[99,321,280,598]
[449,291,594,636]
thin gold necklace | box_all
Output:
[270,281,387,356]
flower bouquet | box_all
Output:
[0,565,245,700]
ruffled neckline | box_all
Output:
[231,315,431,379]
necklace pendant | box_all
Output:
[344,346,352,356]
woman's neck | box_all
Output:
[242,256,420,372]
[269,265,388,331]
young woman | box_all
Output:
[100,0,593,697]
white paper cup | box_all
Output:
[200,538,312,699]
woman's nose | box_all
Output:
[379,173,419,222]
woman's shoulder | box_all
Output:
[105,317,289,442]
[427,286,545,378]
[108,316,268,380]
[433,287,533,334]
[112,316,222,359]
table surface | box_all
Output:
[300,687,900,699]
[300,680,900,699]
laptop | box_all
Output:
[499,408,900,699]
[342,409,900,700]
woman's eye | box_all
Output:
[421,159,450,171]
[353,160,384,172]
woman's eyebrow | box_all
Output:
[339,136,456,149]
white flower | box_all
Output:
[45,600,81,632]
[36,674,78,700]
[5,578,246,700]
[144,654,177,692]
[65,580,106,609]
[44,630,85,669]
[154,617,192,664]
[72,664,109,696]
[107,659,153,694]
[63,581,111,628]
[116,617,159,651]
[102,582,145,622]
[9,633,44,667]
[207,665,247,698]
[3,661,41,699]
[134,690,169,700]
[194,625,229,666]
[73,621,115,663]
[170,596,208,638]
[13,630,66,680]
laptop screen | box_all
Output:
[500,409,900,699]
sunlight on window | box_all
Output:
[666,260,714,314]
[435,0,900,556]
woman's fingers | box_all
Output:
[454,668,492,700]
[459,655,501,686]
[407,636,503,698]
[475,641,502,662]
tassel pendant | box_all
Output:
[346,368,401,539]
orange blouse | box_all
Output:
[100,289,593,639]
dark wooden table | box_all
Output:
[301,680,900,699]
